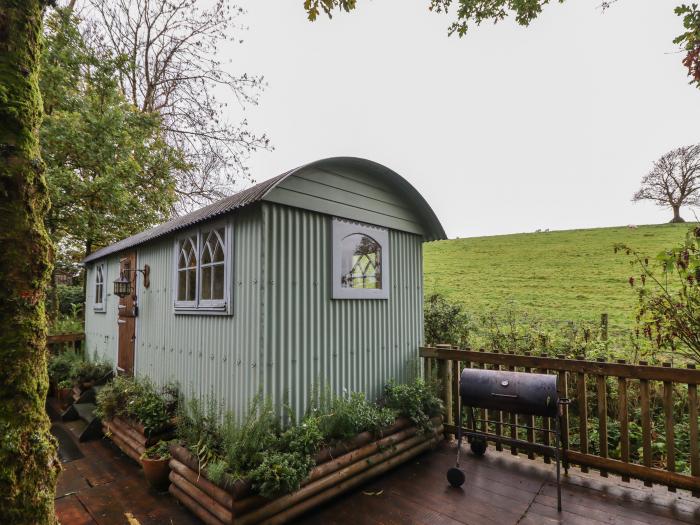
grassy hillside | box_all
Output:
[423,223,693,336]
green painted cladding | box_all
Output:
[264,164,428,236]
[82,169,428,418]
[84,255,120,363]
[261,203,424,415]
[134,207,263,418]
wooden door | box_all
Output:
[117,251,137,376]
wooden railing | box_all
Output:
[47,332,85,355]
[421,345,700,496]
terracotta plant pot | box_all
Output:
[58,387,73,409]
[142,456,171,491]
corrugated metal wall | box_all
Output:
[84,202,425,420]
[261,203,424,415]
[134,207,263,418]
[84,255,120,363]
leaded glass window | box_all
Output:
[200,227,226,301]
[332,218,390,299]
[340,234,382,289]
[173,221,232,313]
[177,236,198,302]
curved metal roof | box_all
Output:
[83,157,446,264]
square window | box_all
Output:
[332,218,390,299]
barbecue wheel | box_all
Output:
[447,467,466,487]
[470,438,487,456]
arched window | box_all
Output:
[174,221,231,312]
[177,235,198,302]
[340,234,382,289]
[332,218,390,299]
[200,227,226,301]
[94,263,106,311]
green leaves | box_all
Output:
[39,8,182,268]
[384,379,443,434]
[674,4,700,87]
[620,226,700,364]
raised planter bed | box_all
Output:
[102,417,174,463]
[168,416,443,525]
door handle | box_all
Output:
[117,320,126,324]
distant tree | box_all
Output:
[0,0,60,523]
[86,0,271,211]
[303,1,700,90]
[632,145,700,223]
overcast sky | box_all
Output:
[222,1,700,238]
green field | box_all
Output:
[423,223,693,335]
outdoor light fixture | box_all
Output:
[113,265,150,298]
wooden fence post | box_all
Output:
[663,362,676,492]
[436,344,453,437]
[596,358,608,478]
[639,360,652,487]
[617,359,629,482]
[576,356,588,473]
[600,313,608,341]
[688,364,699,497]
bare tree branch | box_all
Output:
[85,0,271,213]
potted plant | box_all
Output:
[57,379,73,409]
[141,441,172,491]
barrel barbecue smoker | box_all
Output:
[447,367,569,511]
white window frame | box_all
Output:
[173,220,233,315]
[93,262,107,312]
[331,218,390,300]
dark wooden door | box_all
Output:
[117,251,137,376]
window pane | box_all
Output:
[213,240,224,263]
[187,268,196,301]
[201,266,212,300]
[178,270,187,301]
[179,236,197,269]
[340,234,381,289]
[96,284,102,304]
[212,264,224,299]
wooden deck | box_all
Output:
[52,403,699,525]
[301,441,700,525]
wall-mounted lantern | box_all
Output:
[113,265,150,298]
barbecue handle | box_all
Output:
[490,393,519,399]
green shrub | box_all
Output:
[95,376,174,436]
[424,293,473,347]
[206,459,229,486]
[48,351,82,384]
[94,376,131,420]
[280,417,324,457]
[48,303,84,335]
[53,284,83,316]
[141,440,172,461]
[69,357,112,384]
[384,379,443,433]
[129,385,172,436]
[176,393,226,471]
[249,452,315,499]
[222,396,280,475]
[315,392,395,442]
[172,379,441,498]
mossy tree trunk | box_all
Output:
[0,1,60,524]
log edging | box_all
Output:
[102,417,173,464]
[168,418,443,525]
